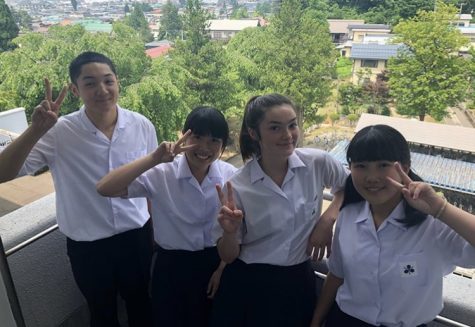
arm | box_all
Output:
[216,182,243,263]
[307,190,344,260]
[97,131,196,197]
[311,272,344,327]
[388,162,475,246]
[0,80,67,183]
[207,260,227,299]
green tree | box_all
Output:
[124,4,154,42]
[158,0,183,40]
[389,3,469,121]
[231,6,249,19]
[182,0,211,54]
[11,9,32,31]
[338,83,362,115]
[0,0,19,51]
[121,57,191,141]
[71,0,78,11]
[0,23,150,117]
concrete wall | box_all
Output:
[0,194,87,327]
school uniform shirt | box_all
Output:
[128,154,237,251]
[19,106,158,242]
[329,201,475,327]
[213,148,348,266]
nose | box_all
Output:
[96,82,108,95]
[365,167,382,184]
[282,127,292,139]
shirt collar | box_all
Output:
[355,200,407,230]
[176,155,223,180]
[79,105,124,133]
[249,151,306,184]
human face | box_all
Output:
[350,160,405,212]
[254,104,299,161]
[70,62,119,113]
[184,133,223,173]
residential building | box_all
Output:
[327,19,364,45]
[350,43,402,83]
[207,19,260,41]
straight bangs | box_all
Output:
[183,106,229,146]
[346,125,410,165]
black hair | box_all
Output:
[341,124,428,227]
[239,93,297,161]
[69,51,117,85]
[182,106,229,151]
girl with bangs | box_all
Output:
[311,124,475,327]
[97,106,237,327]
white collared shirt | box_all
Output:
[20,106,158,241]
[213,148,348,266]
[329,201,475,327]
[128,154,237,251]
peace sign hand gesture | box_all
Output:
[152,130,197,164]
[216,181,243,235]
[31,78,68,134]
[386,162,445,217]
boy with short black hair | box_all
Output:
[0,51,156,327]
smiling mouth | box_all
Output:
[195,153,212,160]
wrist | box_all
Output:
[433,198,448,219]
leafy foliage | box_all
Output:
[124,3,154,42]
[0,0,19,51]
[389,3,469,121]
[158,1,183,40]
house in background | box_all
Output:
[348,24,391,43]
[327,19,364,45]
[350,43,403,84]
[207,19,260,41]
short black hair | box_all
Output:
[239,93,297,161]
[342,124,428,227]
[69,51,117,85]
[182,106,229,150]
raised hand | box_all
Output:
[31,78,68,133]
[152,130,197,164]
[386,162,445,217]
[216,181,243,235]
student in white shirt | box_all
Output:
[96,106,237,327]
[210,94,348,327]
[311,124,475,327]
[0,52,157,326]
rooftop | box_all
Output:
[207,19,260,31]
[356,113,475,153]
[330,140,475,195]
[350,43,403,60]
[327,19,365,34]
[348,24,391,31]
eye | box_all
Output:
[352,163,365,169]
[105,80,115,85]
[289,122,298,129]
[379,161,393,168]
[270,125,280,131]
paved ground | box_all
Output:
[0,172,54,217]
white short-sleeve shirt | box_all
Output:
[128,154,237,251]
[213,148,348,266]
[329,201,475,327]
[19,106,158,241]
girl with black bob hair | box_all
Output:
[312,124,475,327]
[97,106,237,327]
[342,124,427,227]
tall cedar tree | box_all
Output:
[158,1,183,40]
[125,4,154,42]
[0,0,19,51]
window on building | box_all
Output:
[361,59,378,68]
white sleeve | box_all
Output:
[322,152,349,194]
[328,212,344,278]
[20,127,56,176]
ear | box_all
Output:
[70,83,79,97]
[248,128,259,141]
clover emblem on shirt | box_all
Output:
[403,264,415,275]
[400,261,417,277]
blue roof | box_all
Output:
[330,140,475,195]
[350,43,403,60]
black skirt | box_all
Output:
[210,259,317,327]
